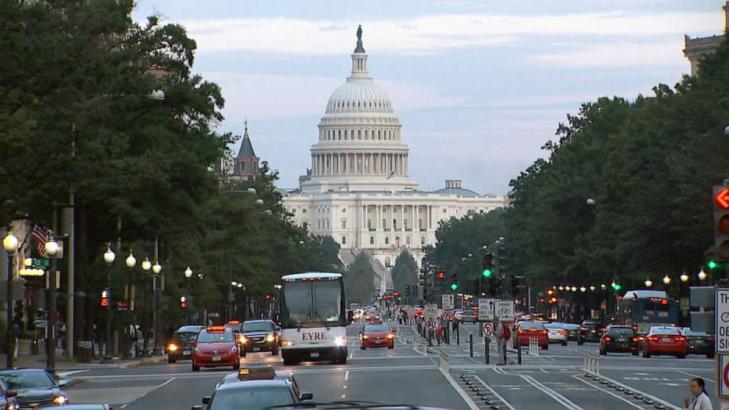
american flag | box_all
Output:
[31,225,48,257]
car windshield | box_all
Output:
[564,324,580,330]
[607,328,634,337]
[544,324,563,329]
[364,324,389,332]
[175,331,199,342]
[281,279,343,327]
[650,328,679,335]
[683,330,708,336]
[210,386,294,409]
[243,322,274,332]
[583,322,601,328]
[197,331,234,343]
[0,371,54,390]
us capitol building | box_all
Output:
[281,27,507,273]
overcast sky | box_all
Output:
[132,0,724,194]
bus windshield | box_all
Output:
[282,279,343,328]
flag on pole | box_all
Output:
[31,225,48,257]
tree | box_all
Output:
[344,253,376,304]
[391,250,417,295]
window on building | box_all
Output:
[382,219,386,229]
[341,219,347,229]
[302,209,307,214]
[421,236,426,245]
[442,208,447,213]
[358,130,361,139]
[393,218,398,229]
[385,257,391,267]
[341,236,347,245]
[370,236,374,245]
[342,207,346,212]
[385,237,389,245]
[406,237,411,245]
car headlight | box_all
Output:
[52,395,68,405]
[387,334,395,339]
[266,333,275,343]
[334,336,347,346]
[168,343,178,352]
[239,335,247,344]
[282,339,293,346]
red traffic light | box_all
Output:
[265,293,272,301]
[716,188,729,209]
[393,291,400,297]
[437,271,446,280]
[100,298,109,308]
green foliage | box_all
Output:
[344,253,375,304]
[391,250,417,293]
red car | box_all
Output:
[360,322,395,349]
[192,326,240,371]
[642,326,687,358]
[513,321,548,350]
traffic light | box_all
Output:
[100,289,110,308]
[180,296,188,309]
[437,271,446,281]
[450,274,458,291]
[611,280,622,292]
[482,254,493,278]
[714,186,729,260]
[708,259,720,270]
[265,293,272,302]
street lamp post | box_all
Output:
[141,257,151,356]
[3,232,18,369]
[152,261,162,355]
[102,244,115,363]
[44,231,60,374]
[125,250,136,358]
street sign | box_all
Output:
[116,301,129,311]
[483,322,494,337]
[716,288,729,353]
[478,298,498,321]
[721,354,729,398]
[442,294,454,310]
[495,300,515,321]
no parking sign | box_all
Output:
[721,354,729,399]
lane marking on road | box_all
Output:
[474,375,517,410]
[520,375,583,410]
[539,368,549,374]
[437,368,479,410]
[571,376,643,409]
[58,370,88,378]
[676,370,715,383]
[344,371,349,381]
[586,373,680,410]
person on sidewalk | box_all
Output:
[683,377,712,410]
[494,318,508,365]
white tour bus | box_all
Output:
[279,272,352,365]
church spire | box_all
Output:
[349,25,369,81]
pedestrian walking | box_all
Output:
[683,377,712,410]
[494,318,509,365]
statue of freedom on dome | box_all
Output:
[354,25,365,53]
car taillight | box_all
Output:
[676,336,686,342]
[631,337,638,342]
[603,336,611,342]
[542,330,548,335]
[560,330,568,335]
[647,336,658,342]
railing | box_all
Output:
[584,353,600,376]
[528,337,539,356]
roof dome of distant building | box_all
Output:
[433,180,480,197]
[325,81,393,114]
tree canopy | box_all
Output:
[391,250,418,296]
[344,253,376,305]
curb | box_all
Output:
[121,356,167,369]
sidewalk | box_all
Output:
[0,353,167,371]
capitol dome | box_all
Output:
[325,81,393,114]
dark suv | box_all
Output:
[240,320,279,357]
[577,321,605,344]
[167,325,204,363]
[599,325,639,355]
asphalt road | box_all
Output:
[59,321,719,409]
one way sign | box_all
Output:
[478,298,498,321]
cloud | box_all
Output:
[180,11,719,55]
[205,72,461,122]
[528,41,686,67]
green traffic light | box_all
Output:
[708,260,719,270]
[482,268,493,278]
[450,283,458,291]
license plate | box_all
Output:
[212,356,221,362]
[310,352,319,358]
[662,338,670,342]
[183,351,191,356]
[253,347,260,352]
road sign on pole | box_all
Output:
[442,294,454,310]
[478,298,498,321]
[716,288,729,353]
[483,322,494,337]
[720,354,729,398]
[495,300,515,321]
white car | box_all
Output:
[544,323,568,346]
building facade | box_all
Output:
[282,27,507,269]
[683,1,728,75]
